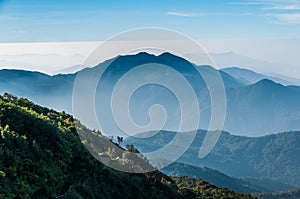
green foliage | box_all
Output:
[0,94,88,198]
[0,95,181,199]
[172,176,254,199]
[258,187,300,199]
[0,94,255,198]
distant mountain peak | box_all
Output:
[245,78,285,93]
[254,78,280,87]
[108,51,192,67]
[158,51,179,58]
[131,51,156,57]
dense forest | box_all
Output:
[0,93,255,198]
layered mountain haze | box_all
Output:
[0,69,74,112]
[1,51,300,198]
[221,67,300,86]
[226,79,300,135]
[0,54,85,74]
[0,52,299,136]
[209,52,300,83]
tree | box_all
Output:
[125,144,137,152]
[3,93,17,102]
[109,136,114,143]
[117,136,123,146]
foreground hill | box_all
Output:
[0,94,253,198]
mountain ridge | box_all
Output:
[1,52,300,135]
[125,129,300,187]
[162,161,294,193]
[221,66,299,86]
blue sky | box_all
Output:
[0,0,300,42]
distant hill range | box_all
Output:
[125,130,300,189]
[0,52,299,135]
[221,67,300,86]
[209,51,300,86]
[161,162,294,194]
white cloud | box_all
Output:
[166,11,252,17]
[271,13,300,24]
[264,4,300,10]
[229,0,300,24]
[0,41,97,56]
[166,12,196,17]
[263,0,300,10]
[10,29,27,34]
[228,0,300,10]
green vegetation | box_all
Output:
[0,93,179,198]
[0,94,255,198]
[172,176,254,199]
[258,187,300,199]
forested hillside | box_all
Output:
[0,93,254,198]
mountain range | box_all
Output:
[125,130,300,188]
[161,162,294,194]
[209,51,299,84]
[0,52,300,136]
[221,67,300,86]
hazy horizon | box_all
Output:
[0,39,299,80]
